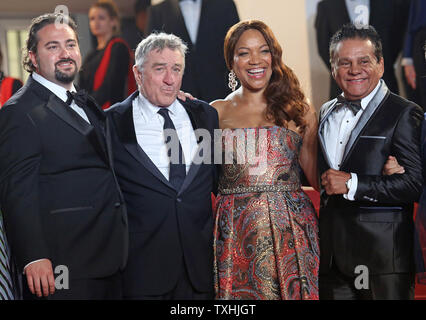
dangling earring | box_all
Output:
[228,70,238,92]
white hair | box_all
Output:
[134,32,188,71]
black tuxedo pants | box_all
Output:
[124,259,214,300]
[319,262,415,300]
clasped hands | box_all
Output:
[321,155,404,196]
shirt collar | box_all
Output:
[136,92,179,120]
[32,72,76,103]
[342,79,382,111]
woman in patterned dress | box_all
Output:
[211,20,320,300]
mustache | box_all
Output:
[55,59,76,67]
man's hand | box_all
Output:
[24,259,55,297]
[382,155,405,175]
[404,65,417,90]
[321,169,351,195]
[177,90,196,101]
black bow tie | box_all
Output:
[336,95,362,116]
[66,90,88,107]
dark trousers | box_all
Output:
[319,262,414,300]
[124,262,214,300]
[23,272,123,300]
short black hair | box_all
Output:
[329,23,383,66]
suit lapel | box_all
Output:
[112,94,174,189]
[178,99,209,195]
[170,0,193,47]
[83,96,108,154]
[318,99,337,168]
[37,81,109,164]
[341,80,390,164]
[195,0,209,45]
[340,0,351,24]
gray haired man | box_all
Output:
[106,33,219,299]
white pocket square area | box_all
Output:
[359,136,386,139]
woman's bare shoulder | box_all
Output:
[210,99,229,110]
[210,92,238,112]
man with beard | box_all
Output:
[0,13,128,299]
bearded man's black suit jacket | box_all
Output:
[0,76,128,297]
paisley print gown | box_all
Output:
[214,126,319,300]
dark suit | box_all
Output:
[0,76,128,299]
[107,92,218,298]
[318,81,423,299]
[315,0,410,98]
[146,0,239,102]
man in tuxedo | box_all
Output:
[146,0,239,102]
[0,13,128,299]
[107,32,218,299]
[318,24,423,299]
[315,0,410,99]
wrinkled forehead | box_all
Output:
[145,47,184,66]
[334,38,376,60]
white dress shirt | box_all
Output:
[32,72,90,124]
[179,0,202,45]
[345,0,370,26]
[323,81,381,200]
[132,93,198,180]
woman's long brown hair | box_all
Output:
[224,20,308,130]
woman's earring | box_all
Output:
[228,70,238,92]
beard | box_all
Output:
[54,59,78,84]
[36,56,78,84]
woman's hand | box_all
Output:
[382,155,405,175]
[177,90,196,101]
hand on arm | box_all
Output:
[382,155,405,175]
[322,155,406,197]
[177,90,196,101]
[356,105,423,203]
